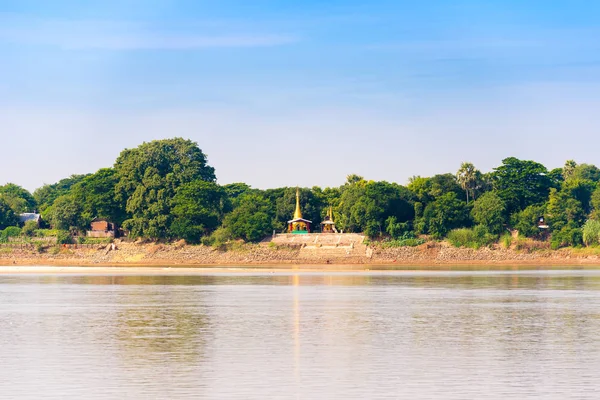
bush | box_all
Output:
[447,225,496,249]
[510,205,546,238]
[33,229,62,238]
[0,226,21,243]
[21,221,38,237]
[551,227,583,249]
[55,231,73,245]
[77,237,113,245]
[583,220,600,246]
[500,233,513,249]
[201,227,232,249]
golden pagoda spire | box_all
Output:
[329,205,334,222]
[293,188,303,220]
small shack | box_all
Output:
[19,213,42,227]
[87,218,117,238]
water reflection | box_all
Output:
[2,271,600,399]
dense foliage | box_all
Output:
[2,138,600,249]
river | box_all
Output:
[1,269,600,399]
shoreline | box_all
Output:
[2,239,600,272]
[2,260,600,275]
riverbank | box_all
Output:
[1,239,600,269]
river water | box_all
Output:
[1,269,600,399]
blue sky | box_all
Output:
[2,0,600,191]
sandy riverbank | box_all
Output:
[1,239,600,271]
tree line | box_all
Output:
[1,137,600,248]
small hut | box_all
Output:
[288,189,311,234]
[87,218,117,238]
[18,213,42,227]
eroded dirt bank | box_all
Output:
[1,240,599,269]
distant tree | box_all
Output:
[114,138,216,239]
[408,174,463,204]
[571,163,600,182]
[70,168,127,225]
[345,174,365,185]
[491,157,554,216]
[456,162,482,204]
[416,192,470,239]
[510,204,546,238]
[223,183,253,206]
[471,191,506,234]
[583,220,600,246]
[0,183,36,213]
[338,180,415,237]
[221,193,274,242]
[33,174,89,214]
[0,198,18,230]
[21,220,38,237]
[563,160,578,181]
[45,195,86,231]
[591,186,600,219]
[546,188,586,232]
[548,168,564,184]
[561,179,597,214]
[170,181,230,243]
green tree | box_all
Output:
[591,186,600,219]
[45,194,86,231]
[0,198,18,230]
[571,163,600,182]
[510,204,546,238]
[114,138,216,239]
[583,219,600,246]
[223,183,253,206]
[546,188,586,232]
[562,160,578,181]
[456,162,483,204]
[170,181,230,243]
[338,180,415,237]
[408,174,463,204]
[221,193,274,242]
[33,174,89,214]
[21,220,38,237]
[70,168,127,225]
[561,179,596,214]
[0,183,36,213]
[491,157,553,216]
[416,192,470,239]
[471,191,506,234]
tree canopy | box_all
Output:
[3,139,600,249]
[114,138,216,238]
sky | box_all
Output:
[2,0,600,192]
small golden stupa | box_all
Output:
[287,188,312,233]
[320,206,337,233]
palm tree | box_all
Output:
[563,160,577,181]
[456,162,480,204]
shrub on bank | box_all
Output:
[76,236,113,245]
[447,225,496,249]
[370,232,426,248]
[55,231,74,245]
[583,220,600,246]
[501,233,513,249]
[551,227,583,250]
[0,226,21,243]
